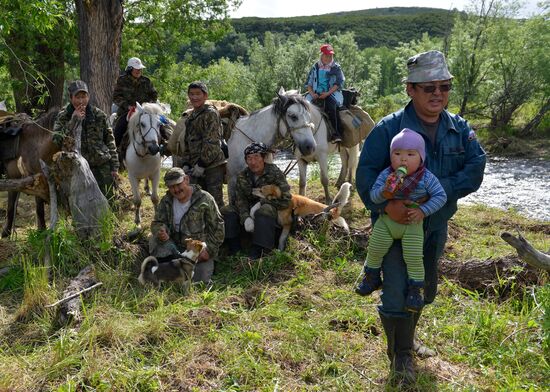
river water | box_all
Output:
[163,154,550,221]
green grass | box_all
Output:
[0,178,549,391]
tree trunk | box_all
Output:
[75,0,124,114]
[51,119,110,240]
[521,97,550,135]
[501,232,550,271]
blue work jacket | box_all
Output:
[356,101,486,231]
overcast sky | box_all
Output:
[230,0,542,18]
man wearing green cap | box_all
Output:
[356,50,486,386]
[53,80,119,201]
[150,167,224,283]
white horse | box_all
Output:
[227,88,360,203]
[126,102,164,225]
[227,89,317,204]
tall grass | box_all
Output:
[0,193,548,390]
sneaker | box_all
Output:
[405,280,424,313]
[355,267,382,296]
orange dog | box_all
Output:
[252,182,351,250]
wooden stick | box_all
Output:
[45,282,103,308]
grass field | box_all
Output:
[0,174,548,391]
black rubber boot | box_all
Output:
[251,214,277,259]
[379,313,416,387]
[223,210,242,256]
[412,310,436,358]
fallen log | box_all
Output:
[439,256,541,294]
[0,173,49,200]
[501,231,550,271]
[56,265,99,327]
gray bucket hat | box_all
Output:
[164,167,186,186]
[403,50,453,83]
[68,80,89,96]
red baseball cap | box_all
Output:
[320,44,335,55]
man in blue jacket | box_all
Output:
[356,50,486,386]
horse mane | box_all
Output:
[128,102,164,131]
[271,93,309,118]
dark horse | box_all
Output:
[1,109,59,237]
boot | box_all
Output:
[379,313,416,387]
[223,210,241,256]
[405,279,424,313]
[412,310,436,358]
[355,267,382,296]
[250,214,277,259]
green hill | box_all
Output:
[231,7,459,48]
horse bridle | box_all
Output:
[233,105,316,148]
[131,112,161,157]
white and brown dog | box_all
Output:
[251,182,351,250]
[138,238,206,286]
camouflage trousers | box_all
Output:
[90,164,116,202]
[189,164,225,208]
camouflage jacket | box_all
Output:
[151,185,225,258]
[235,163,292,224]
[182,104,226,169]
[53,104,119,171]
[113,73,158,116]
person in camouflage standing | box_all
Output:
[222,142,291,259]
[150,167,225,283]
[53,80,119,201]
[179,81,226,207]
[112,57,158,148]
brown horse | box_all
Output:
[1,109,59,237]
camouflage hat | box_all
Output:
[403,50,453,83]
[164,167,186,186]
[244,142,268,157]
[68,80,89,96]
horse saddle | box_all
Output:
[0,113,27,161]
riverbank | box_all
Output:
[478,132,550,161]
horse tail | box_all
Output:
[138,256,158,285]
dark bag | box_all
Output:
[342,88,359,109]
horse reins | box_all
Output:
[131,112,161,157]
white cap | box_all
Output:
[127,57,146,70]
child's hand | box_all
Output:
[407,208,425,224]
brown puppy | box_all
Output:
[138,238,206,287]
[252,182,351,250]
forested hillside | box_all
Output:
[181,7,459,66]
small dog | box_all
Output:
[252,182,352,250]
[138,238,206,286]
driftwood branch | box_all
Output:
[46,282,102,308]
[501,231,550,271]
[56,265,98,327]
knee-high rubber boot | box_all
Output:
[412,310,436,358]
[223,210,241,256]
[380,313,416,386]
[250,214,277,259]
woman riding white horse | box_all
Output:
[126,102,164,225]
